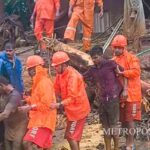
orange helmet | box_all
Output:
[26,55,44,69]
[51,51,70,66]
[111,35,127,48]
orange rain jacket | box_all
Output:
[26,66,56,132]
[33,0,60,41]
[114,50,142,103]
[64,0,103,51]
[54,66,91,121]
[34,0,60,20]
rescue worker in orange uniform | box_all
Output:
[111,35,142,150]
[64,0,103,52]
[31,0,60,50]
[50,51,91,150]
[19,55,57,149]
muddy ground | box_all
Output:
[51,122,150,150]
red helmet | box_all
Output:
[111,35,127,48]
[51,51,70,66]
[26,55,44,69]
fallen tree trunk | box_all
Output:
[43,37,93,71]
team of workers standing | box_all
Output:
[0,0,145,150]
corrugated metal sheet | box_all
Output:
[94,12,110,33]
[77,12,110,33]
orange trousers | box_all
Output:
[34,19,54,41]
[64,12,93,52]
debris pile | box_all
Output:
[0,14,33,49]
[136,112,150,141]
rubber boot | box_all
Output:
[112,136,119,150]
[104,135,111,150]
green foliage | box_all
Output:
[4,0,12,5]
[4,0,34,30]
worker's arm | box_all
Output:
[18,104,36,112]
[31,8,36,19]
[18,60,24,94]
[30,13,36,28]
[0,54,9,78]
[96,0,103,8]
[61,74,79,106]
[112,61,127,100]
[54,75,61,97]
[82,67,94,82]
[121,77,128,101]
[30,2,37,26]
[96,0,103,17]
[54,0,60,10]
[50,76,63,109]
[55,0,69,21]
[69,0,76,7]
[51,73,81,109]
[19,80,56,112]
[116,57,141,78]
[0,59,4,76]
[0,103,15,122]
[0,92,22,121]
[35,79,56,111]
[123,57,141,78]
[54,0,60,17]
[68,0,76,18]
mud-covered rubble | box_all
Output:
[0,14,36,50]
[136,113,150,141]
[52,111,150,150]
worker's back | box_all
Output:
[34,0,57,20]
